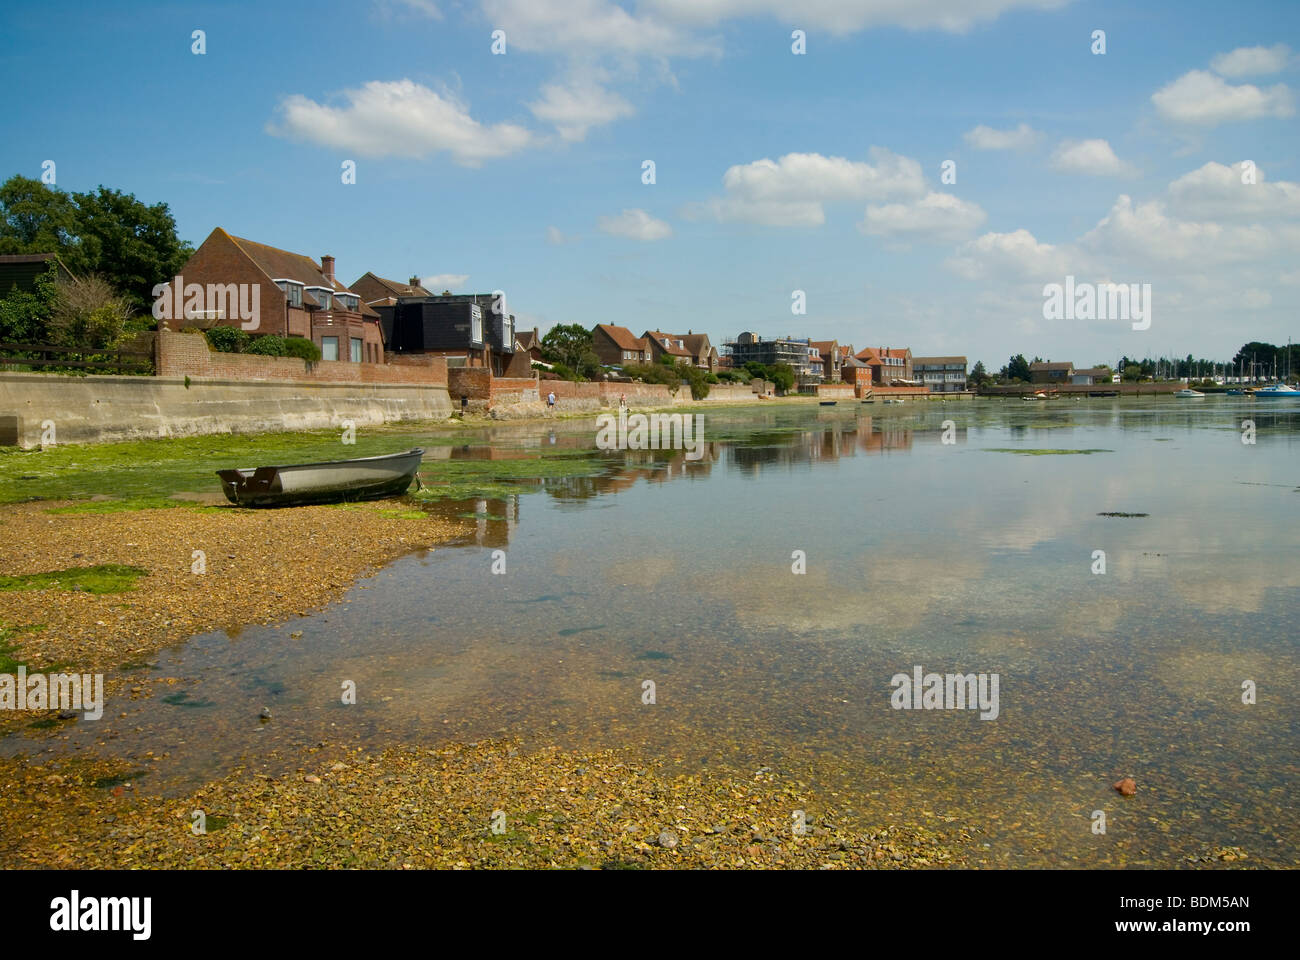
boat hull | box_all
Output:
[217,449,424,507]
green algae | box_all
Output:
[0,564,146,595]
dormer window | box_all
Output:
[336,293,358,312]
[307,286,332,310]
[274,280,304,307]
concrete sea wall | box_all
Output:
[0,373,453,448]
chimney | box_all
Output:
[410,276,421,287]
[321,255,335,283]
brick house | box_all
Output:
[174,228,384,363]
[350,273,431,309]
[643,330,693,365]
[593,324,650,366]
[841,356,873,396]
[515,327,543,362]
[1029,361,1074,384]
[809,340,841,382]
[855,346,914,385]
[649,331,717,371]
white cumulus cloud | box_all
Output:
[529,72,635,141]
[1210,44,1292,78]
[1167,161,1300,221]
[268,80,532,165]
[597,209,672,240]
[1050,139,1133,177]
[644,0,1070,34]
[1151,70,1294,125]
[685,148,926,226]
[859,192,987,242]
[963,122,1041,150]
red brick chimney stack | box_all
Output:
[321,255,335,283]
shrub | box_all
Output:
[282,336,321,362]
[49,274,133,350]
[204,326,250,353]
[245,335,287,356]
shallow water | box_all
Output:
[11,397,1300,867]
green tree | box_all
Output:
[0,176,192,317]
[0,176,79,254]
[541,323,599,377]
[67,185,191,313]
[1005,354,1031,382]
[969,360,989,386]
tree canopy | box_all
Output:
[0,175,192,312]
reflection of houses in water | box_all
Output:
[542,445,720,500]
[441,495,519,549]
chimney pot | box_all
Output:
[321,255,335,282]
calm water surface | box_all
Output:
[13,398,1300,867]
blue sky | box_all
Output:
[3,0,1297,369]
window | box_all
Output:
[337,294,358,312]
[470,304,483,344]
[308,287,332,310]
[275,281,303,307]
[351,338,362,363]
[321,336,338,361]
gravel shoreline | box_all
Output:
[0,498,977,869]
[0,499,469,733]
[1,739,973,869]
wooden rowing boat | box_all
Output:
[216,448,424,507]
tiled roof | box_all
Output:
[597,324,649,351]
[1029,361,1073,371]
[354,272,431,299]
[644,330,692,356]
[225,232,361,297]
[912,356,967,364]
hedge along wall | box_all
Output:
[154,330,448,386]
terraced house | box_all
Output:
[176,228,384,362]
[855,346,915,385]
[912,356,968,393]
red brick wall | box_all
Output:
[489,376,540,404]
[544,381,675,403]
[155,330,447,386]
[447,367,492,400]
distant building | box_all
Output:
[855,346,915,385]
[642,330,693,365]
[593,324,650,366]
[515,327,543,363]
[1070,367,1110,385]
[913,356,967,393]
[809,340,842,383]
[1029,361,1074,384]
[725,332,812,375]
[841,355,874,395]
[350,273,431,309]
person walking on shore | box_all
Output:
[547,390,556,415]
